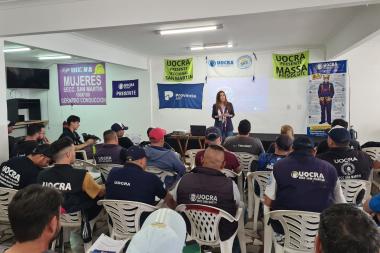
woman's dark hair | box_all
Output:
[216,90,228,106]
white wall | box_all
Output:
[335,34,380,143]
[150,48,325,134]
[6,62,151,143]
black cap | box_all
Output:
[328,127,351,144]
[275,134,293,151]
[293,136,314,150]
[205,127,222,141]
[111,123,128,132]
[31,144,52,158]
[122,145,146,162]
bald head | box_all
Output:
[202,145,225,171]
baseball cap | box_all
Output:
[275,134,293,151]
[122,145,146,161]
[205,126,221,141]
[149,128,166,141]
[111,123,128,132]
[126,208,186,253]
[7,121,16,127]
[328,126,351,144]
[293,136,314,150]
[31,144,52,158]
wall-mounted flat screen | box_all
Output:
[6,67,49,89]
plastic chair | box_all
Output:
[247,171,272,234]
[97,199,158,240]
[263,210,320,253]
[75,150,88,161]
[185,149,202,170]
[0,187,17,224]
[176,204,246,253]
[96,164,124,182]
[146,166,177,188]
[340,179,371,205]
[362,147,380,161]
[234,152,259,173]
[51,211,82,252]
[221,168,241,179]
[73,159,98,172]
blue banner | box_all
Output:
[112,79,138,98]
[308,60,347,75]
[158,83,204,109]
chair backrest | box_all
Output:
[72,159,97,171]
[146,166,177,186]
[0,187,18,223]
[75,150,88,161]
[250,171,272,199]
[362,147,380,161]
[340,179,371,205]
[176,204,239,246]
[185,149,202,170]
[269,210,320,252]
[234,152,259,172]
[60,211,81,228]
[98,200,157,240]
[97,163,124,181]
[221,169,240,178]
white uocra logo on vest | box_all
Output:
[190,193,218,205]
[42,182,72,191]
[291,171,325,182]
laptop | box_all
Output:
[190,125,207,136]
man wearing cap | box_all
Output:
[59,115,95,151]
[38,137,105,224]
[8,120,17,157]
[224,119,264,158]
[111,123,134,149]
[318,127,380,181]
[145,128,186,188]
[264,136,345,234]
[94,130,126,164]
[318,74,334,125]
[172,144,241,242]
[316,119,361,154]
[195,126,240,173]
[139,127,174,150]
[106,146,175,222]
[0,144,51,190]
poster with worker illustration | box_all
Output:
[307,60,347,136]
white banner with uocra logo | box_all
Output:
[206,53,255,78]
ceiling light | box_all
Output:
[159,25,221,35]
[38,55,72,60]
[190,43,233,51]
[3,47,31,53]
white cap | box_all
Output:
[126,208,186,253]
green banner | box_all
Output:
[273,51,309,79]
[164,58,193,82]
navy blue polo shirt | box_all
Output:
[105,163,167,206]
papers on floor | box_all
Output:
[88,233,127,253]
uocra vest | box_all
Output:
[37,164,90,213]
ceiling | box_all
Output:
[75,5,363,56]
[4,41,95,64]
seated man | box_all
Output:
[224,119,264,157]
[172,144,240,241]
[0,144,51,190]
[139,127,174,150]
[316,203,380,253]
[318,127,380,181]
[111,123,134,150]
[195,127,240,173]
[13,123,46,157]
[254,134,292,195]
[7,121,17,157]
[145,128,186,187]
[6,185,63,253]
[267,124,294,153]
[38,137,105,227]
[59,115,95,151]
[106,146,175,223]
[264,136,345,234]
[317,118,360,154]
[94,130,126,164]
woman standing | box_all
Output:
[212,91,235,140]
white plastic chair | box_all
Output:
[247,171,272,234]
[0,187,17,224]
[97,200,157,240]
[263,210,320,253]
[234,152,259,198]
[176,204,246,253]
[221,168,241,179]
[75,150,89,161]
[51,211,82,251]
[73,159,98,172]
[340,179,371,205]
[362,147,380,161]
[96,164,124,182]
[185,149,202,171]
[146,166,177,188]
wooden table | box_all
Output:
[168,135,205,157]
